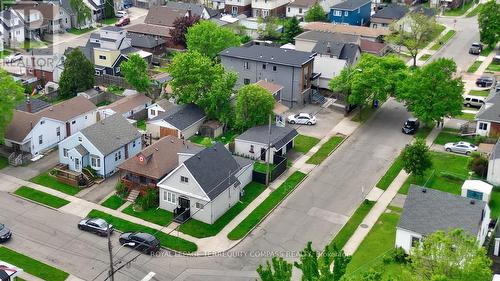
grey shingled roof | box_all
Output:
[312,41,360,64]
[151,104,205,131]
[372,5,409,20]
[127,32,166,48]
[220,45,315,67]
[164,1,220,18]
[398,185,486,236]
[237,125,298,149]
[101,26,124,32]
[16,98,51,113]
[74,144,89,156]
[295,30,360,44]
[183,143,240,200]
[80,114,141,156]
[476,93,500,123]
[331,0,371,10]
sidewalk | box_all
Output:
[409,26,454,67]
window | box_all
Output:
[262,64,266,69]
[244,78,250,85]
[115,151,121,161]
[91,156,101,168]
[38,135,43,145]
[244,61,249,70]
[40,120,45,125]
[334,10,341,16]
[273,66,277,71]
[56,127,60,137]
[411,236,421,247]
[133,140,136,148]
[467,190,483,200]
[164,191,177,204]
[181,176,189,183]
[249,145,254,153]
[288,7,290,12]
[345,11,348,16]
[85,115,88,119]
[479,122,488,130]
[150,109,156,116]
[196,202,204,209]
[299,8,302,13]
[99,55,106,60]
[115,67,120,73]
[63,148,68,157]
[78,136,82,142]
[72,120,76,124]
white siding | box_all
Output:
[488,158,500,186]
[234,139,293,163]
[476,121,491,136]
[286,6,308,18]
[395,227,422,253]
[314,55,348,89]
[252,0,290,10]
[147,104,166,120]
[68,110,98,135]
[28,118,66,156]
[59,132,104,175]
[180,117,206,139]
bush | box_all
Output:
[468,153,488,178]
[391,247,407,264]
[115,181,128,198]
[135,188,159,211]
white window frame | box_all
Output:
[479,122,488,131]
[63,148,69,157]
[334,10,341,16]
[195,202,204,209]
[99,55,106,60]
[164,191,177,204]
[38,135,43,145]
[345,11,348,16]
[181,176,189,183]
[91,155,101,168]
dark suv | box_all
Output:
[476,76,494,87]
[469,43,483,55]
[402,118,420,135]
[119,232,160,254]
[0,224,12,242]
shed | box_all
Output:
[461,180,493,202]
[199,120,224,138]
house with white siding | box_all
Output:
[99,93,152,120]
[146,104,206,140]
[0,9,25,48]
[58,114,142,178]
[158,143,253,224]
[147,99,176,120]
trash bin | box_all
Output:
[373,100,379,108]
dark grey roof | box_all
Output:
[127,32,166,48]
[183,143,240,200]
[59,0,75,14]
[491,139,500,160]
[413,6,436,17]
[233,155,253,170]
[312,41,360,64]
[220,45,315,67]
[151,104,205,131]
[80,114,141,156]
[237,125,298,149]
[476,93,500,123]
[90,32,100,39]
[295,30,360,44]
[339,43,360,64]
[372,4,409,20]
[74,144,89,156]
[331,0,371,10]
[398,185,486,236]
[101,26,124,32]
[16,98,51,113]
[164,1,219,18]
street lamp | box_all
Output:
[113,242,135,258]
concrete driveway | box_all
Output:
[76,173,119,204]
[1,150,58,180]
[287,104,345,139]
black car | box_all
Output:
[469,43,483,55]
[119,232,160,254]
[78,218,112,236]
[476,77,494,87]
[0,224,12,242]
[402,118,420,135]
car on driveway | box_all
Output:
[444,141,477,155]
[115,17,130,27]
[115,11,128,18]
[402,118,420,135]
[78,218,112,236]
[469,43,483,55]
[4,52,22,63]
[287,113,316,125]
[493,52,500,63]
[476,76,494,88]
[464,95,485,108]
[0,223,12,242]
[119,232,160,254]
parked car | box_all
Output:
[119,232,160,254]
[493,52,500,63]
[287,113,316,125]
[5,52,22,63]
[469,43,483,55]
[78,218,112,236]
[115,11,128,18]
[476,76,494,88]
[115,17,130,27]
[444,141,477,155]
[0,223,12,242]
[402,118,420,135]
[463,95,485,108]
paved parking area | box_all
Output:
[287,104,345,139]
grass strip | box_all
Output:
[430,30,456,51]
[30,171,80,195]
[122,205,173,226]
[306,136,344,165]
[467,60,482,73]
[101,194,126,210]
[294,134,320,154]
[376,156,404,190]
[14,186,70,208]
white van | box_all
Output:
[464,95,485,108]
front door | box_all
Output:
[232,6,238,16]
[75,158,80,171]
[260,148,266,161]
[178,197,190,209]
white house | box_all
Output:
[158,143,253,224]
[4,96,97,157]
[252,0,290,18]
[488,140,500,185]
[395,185,490,253]
[147,99,176,120]
[234,125,298,163]
[461,180,493,203]
[58,114,142,178]
[99,93,152,120]
[146,104,206,140]
[286,0,339,18]
[475,94,500,137]
[0,9,25,48]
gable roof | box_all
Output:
[127,32,166,48]
[312,41,360,63]
[102,93,152,115]
[476,93,500,123]
[150,104,206,131]
[164,1,219,18]
[12,1,61,20]
[303,22,391,38]
[127,24,173,38]
[360,39,387,55]
[372,4,409,20]
[398,185,486,236]
[288,0,318,7]
[237,125,298,149]
[183,143,240,200]
[145,6,187,27]
[16,98,51,113]
[295,30,361,44]
[331,0,371,10]
[220,45,315,67]
[80,114,141,156]
[4,110,41,143]
[118,136,200,179]
[152,99,176,111]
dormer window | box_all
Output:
[181,176,189,183]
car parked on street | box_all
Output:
[469,43,483,55]
[0,223,12,242]
[444,141,477,155]
[402,118,420,135]
[115,11,128,18]
[4,52,22,63]
[287,113,316,125]
[115,17,130,27]
[476,76,494,88]
[119,232,160,254]
[78,218,112,236]
[464,95,485,108]
[493,51,500,63]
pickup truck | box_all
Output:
[469,43,484,55]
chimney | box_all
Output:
[187,8,192,17]
[25,94,32,113]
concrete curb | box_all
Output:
[10,192,66,212]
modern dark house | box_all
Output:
[328,0,372,26]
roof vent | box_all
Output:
[470,200,476,205]
[422,188,427,193]
[155,148,159,151]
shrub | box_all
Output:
[115,181,128,198]
[135,188,159,211]
[468,153,488,178]
[391,247,408,264]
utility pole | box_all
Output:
[265,114,272,186]
[107,226,114,281]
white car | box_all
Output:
[287,113,316,125]
[444,141,477,155]
[115,11,128,18]
[5,52,22,63]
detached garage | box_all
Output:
[146,104,206,140]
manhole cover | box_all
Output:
[360,224,368,228]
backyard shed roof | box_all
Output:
[237,125,298,149]
[150,104,206,131]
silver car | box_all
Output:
[78,218,113,236]
[444,141,477,155]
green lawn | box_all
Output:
[0,50,11,59]
[101,194,126,210]
[179,182,267,238]
[0,156,8,169]
[87,209,197,252]
[189,130,238,147]
[101,18,118,25]
[433,129,477,145]
[327,200,375,251]
[345,207,403,278]
[294,134,320,154]
[418,54,431,61]
[469,89,490,97]
[443,0,474,16]
[136,120,146,131]
[0,247,69,281]
[487,61,500,72]
[96,100,112,107]
[30,171,81,195]
[467,60,482,73]
[489,188,500,219]
[377,156,404,190]
[430,30,456,51]
[227,171,307,240]
[22,40,48,49]
[399,152,470,195]
[106,85,125,95]
[14,186,70,208]
[466,3,483,17]
[306,136,344,165]
[67,27,95,35]
[414,126,433,139]
[122,205,173,226]
[456,112,476,121]
[480,46,493,56]
[253,162,276,175]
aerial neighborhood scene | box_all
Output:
[0,0,500,279]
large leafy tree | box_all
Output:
[234,84,275,131]
[294,242,350,281]
[170,15,200,47]
[257,17,281,41]
[69,0,91,27]
[397,58,463,125]
[304,3,328,22]
[0,69,24,140]
[186,20,241,59]
[478,0,500,49]
[104,0,115,19]
[401,138,432,178]
[120,54,150,93]
[257,257,293,281]
[198,71,237,125]
[409,229,492,281]
[59,49,95,99]
[388,13,441,67]
[281,17,303,44]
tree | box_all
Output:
[0,69,24,140]
[257,17,281,41]
[170,15,200,47]
[69,0,91,27]
[104,0,115,19]
[120,54,151,93]
[281,17,303,44]
[388,13,441,67]
[468,152,488,178]
[257,257,293,281]
[401,138,432,178]
[59,49,95,99]
[234,84,275,130]
[478,0,500,49]
[294,242,351,281]
[186,20,241,59]
[409,229,492,281]
[304,3,328,22]
[198,71,237,125]
[397,58,463,125]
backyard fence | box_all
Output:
[252,155,288,184]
